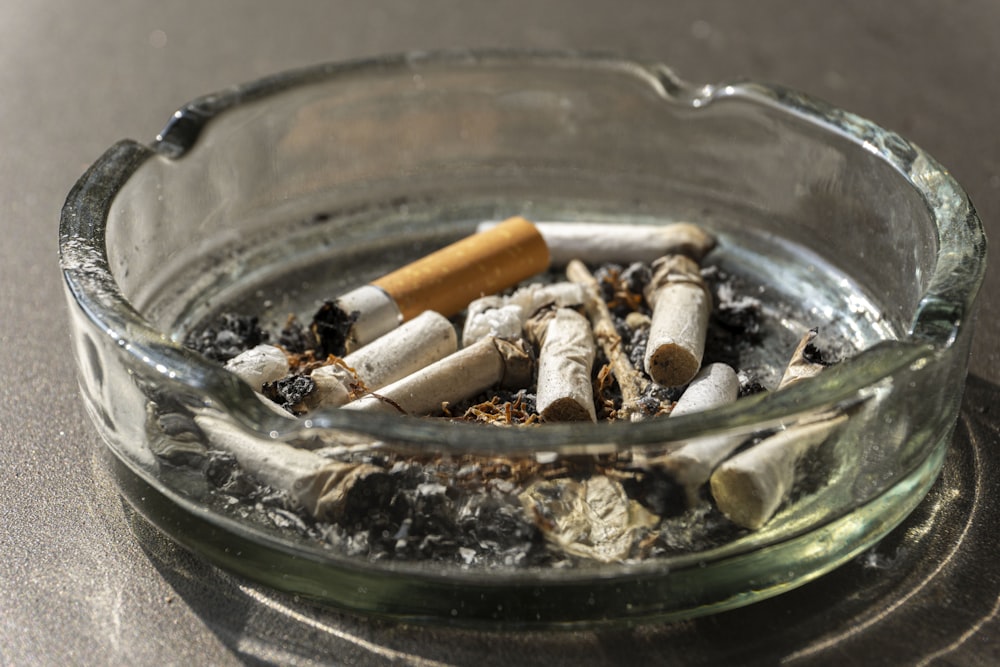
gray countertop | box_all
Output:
[3,2,998,664]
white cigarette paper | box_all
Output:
[709,412,848,530]
[343,336,531,416]
[193,412,380,521]
[477,221,716,265]
[309,310,459,410]
[533,308,598,422]
[643,255,712,388]
[225,344,290,389]
[462,282,584,346]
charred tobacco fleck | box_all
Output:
[262,374,316,413]
[803,341,835,366]
[620,261,651,297]
[205,451,261,497]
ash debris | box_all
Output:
[184,313,268,362]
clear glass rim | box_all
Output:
[58,49,987,455]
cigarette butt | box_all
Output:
[462,298,524,346]
[308,367,353,408]
[343,336,532,416]
[193,411,380,521]
[643,255,712,388]
[709,413,848,530]
[344,310,458,390]
[669,363,739,417]
[533,308,598,422]
[373,216,549,321]
[477,220,716,264]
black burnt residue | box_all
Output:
[322,460,545,565]
[278,314,317,354]
[311,300,358,357]
[262,374,316,413]
[184,313,267,362]
[622,467,686,517]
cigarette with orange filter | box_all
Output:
[313,217,550,356]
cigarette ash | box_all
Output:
[196,448,555,567]
[202,451,324,539]
[184,313,268,362]
[700,265,765,377]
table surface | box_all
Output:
[3,2,998,664]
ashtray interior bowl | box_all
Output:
[60,51,985,626]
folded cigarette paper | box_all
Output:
[519,475,658,562]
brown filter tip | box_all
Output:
[371,216,550,320]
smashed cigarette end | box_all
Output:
[530,307,598,422]
[343,336,532,416]
[373,216,549,321]
[778,328,828,390]
[477,221,716,265]
[709,412,848,530]
[462,281,584,346]
[643,255,712,388]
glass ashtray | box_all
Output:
[59,51,985,626]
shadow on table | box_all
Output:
[123,373,1000,666]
